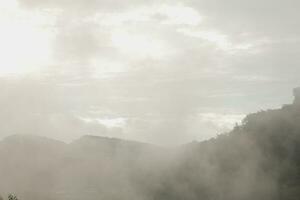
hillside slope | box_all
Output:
[0,90,300,200]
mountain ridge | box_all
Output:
[0,88,300,200]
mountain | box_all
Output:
[1,89,300,200]
[0,135,165,200]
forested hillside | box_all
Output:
[152,91,300,200]
[0,90,300,200]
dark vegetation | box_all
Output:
[1,89,300,200]
[0,194,18,200]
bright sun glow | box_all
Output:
[0,23,53,75]
[0,2,53,76]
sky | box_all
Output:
[0,0,299,145]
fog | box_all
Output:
[1,93,300,199]
[1,0,300,199]
[1,0,300,144]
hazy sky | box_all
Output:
[0,0,299,145]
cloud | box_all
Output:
[186,0,300,37]
[17,0,157,12]
[0,77,125,142]
[1,0,298,144]
[0,4,54,75]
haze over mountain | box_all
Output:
[0,89,300,200]
[1,0,300,199]
[1,0,300,145]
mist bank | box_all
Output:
[1,89,300,200]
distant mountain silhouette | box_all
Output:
[1,89,300,200]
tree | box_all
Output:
[8,194,18,200]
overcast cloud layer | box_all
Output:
[0,0,299,145]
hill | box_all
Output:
[0,89,300,200]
